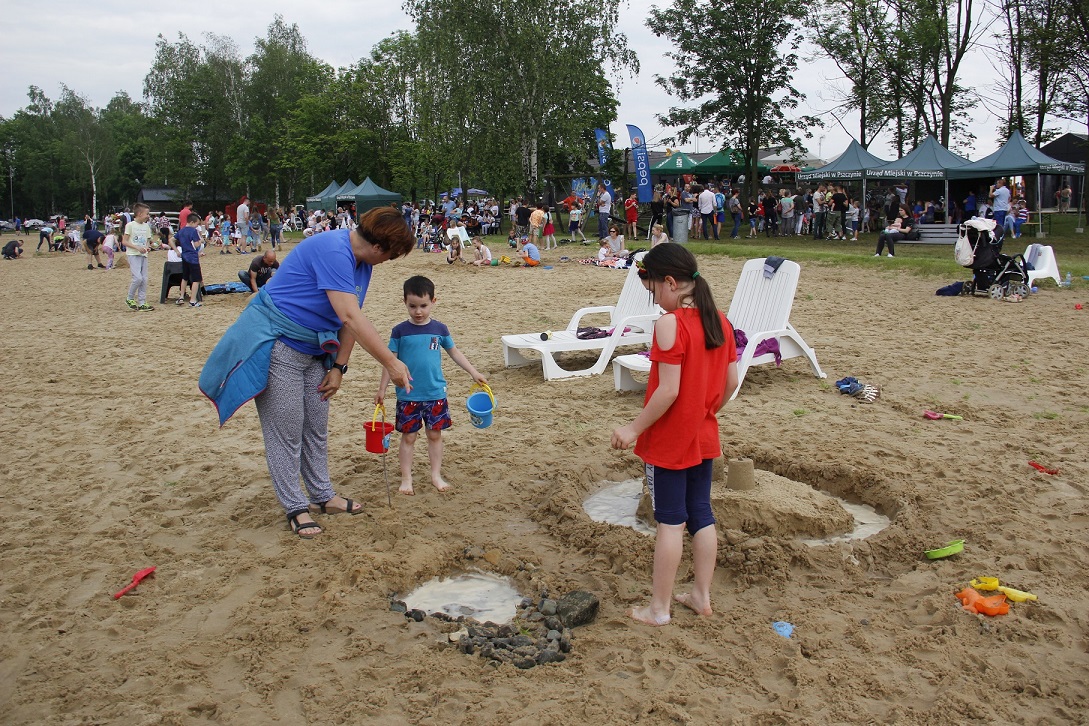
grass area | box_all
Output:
[283,213,1089,286]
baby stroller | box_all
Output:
[957,218,1029,300]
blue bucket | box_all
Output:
[466,386,496,429]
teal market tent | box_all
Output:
[865,136,970,180]
[320,179,356,211]
[797,140,890,182]
[948,131,1085,230]
[866,136,971,222]
[652,151,700,173]
[306,180,339,210]
[338,177,402,214]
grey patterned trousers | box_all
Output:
[255,340,337,514]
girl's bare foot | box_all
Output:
[431,477,450,492]
[629,605,670,626]
[399,481,415,495]
[673,592,712,616]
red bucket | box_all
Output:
[364,405,395,454]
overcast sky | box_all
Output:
[2,0,1078,164]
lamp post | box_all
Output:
[4,145,13,223]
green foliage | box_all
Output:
[646,0,819,197]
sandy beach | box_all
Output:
[1,237,1087,724]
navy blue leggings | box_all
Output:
[645,459,715,535]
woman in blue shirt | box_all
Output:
[201,207,415,539]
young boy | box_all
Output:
[375,276,487,495]
[123,203,155,310]
[173,212,204,307]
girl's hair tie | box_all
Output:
[692,271,700,279]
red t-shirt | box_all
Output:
[634,308,735,470]
[625,198,639,222]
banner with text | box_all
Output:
[593,129,615,200]
[626,124,652,203]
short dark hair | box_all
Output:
[187,212,201,224]
[403,275,435,300]
[356,206,415,259]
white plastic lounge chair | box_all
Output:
[614,257,826,399]
[502,251,661,380]
[1024,243,1061,287]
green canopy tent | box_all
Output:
[306,180,340,211]
[320,179,357,211]
[337,177,402,214]
[652,151,700,173]
[692,149,769,176]
[947,131,1085,234]
[797,140,889,182]
[866,136,971,222]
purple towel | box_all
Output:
[733,328,782,366]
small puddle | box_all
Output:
[583,479,656,536]
[403,571,521,624]
[800,499,890,547]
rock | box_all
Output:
[559,635,572,653]
[497,624,515,638]
[389,600,408,614]
[544,616,563,632]
[513,645,538,658]
[483,549,501,565]
[479,643,494,659]
[519,597,534,609]
[513,656,536,670]
[546,629,561,641]
[527,612,544,622]
[458,638,474,655]
[860,618,870,626]
[407,609,426,622]
[449,629,469,643]
[493,638,511,649]
[510,635,534,648]
[556,591,599,628]
[493,650,512,662]
[465,545,486,560]
[539,599,558,616]
[536,648,562,665]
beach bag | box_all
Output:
[954,224,975,266]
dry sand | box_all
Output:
[1,237,1087,724]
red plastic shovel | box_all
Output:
[924,410,962,420]
[113,566,156,599]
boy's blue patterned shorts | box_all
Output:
[396,398,452,433]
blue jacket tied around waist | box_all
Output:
[199,288,340,426]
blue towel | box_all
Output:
[199,288,340,426]
[763,256,786,279]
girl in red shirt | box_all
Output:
[612,244,738,626]
[625,192,640,239]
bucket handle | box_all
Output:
[372,403,386,427]
[468,382,495,408]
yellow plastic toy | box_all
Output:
[997,585,1038,602]
[970,577,999,591]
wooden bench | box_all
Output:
[898,223,958,245]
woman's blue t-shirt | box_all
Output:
[264,229,372,355]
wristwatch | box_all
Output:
[331,363,348,375]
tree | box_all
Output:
[812,0,893,149]
[404,0,636,198]
[55,87,114,219]
[647,0,819,196]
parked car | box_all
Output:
[0,220,15,231]
[22,218,46,230]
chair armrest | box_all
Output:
[566,305,615,331]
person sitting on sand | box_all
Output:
[602,226,628,257]
[375,275,487,495]
[519,239,541,267]
[650,223,669,248]
[471,238,492,267]
[446,236,464,264]
[611,244,739,626]
[2,238,23,259]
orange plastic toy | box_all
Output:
[955,587,1009,616]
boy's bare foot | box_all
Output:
[431,477,450,492]
[628,605,670,626]
[673,592,712,616]
[399,481,415,496]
